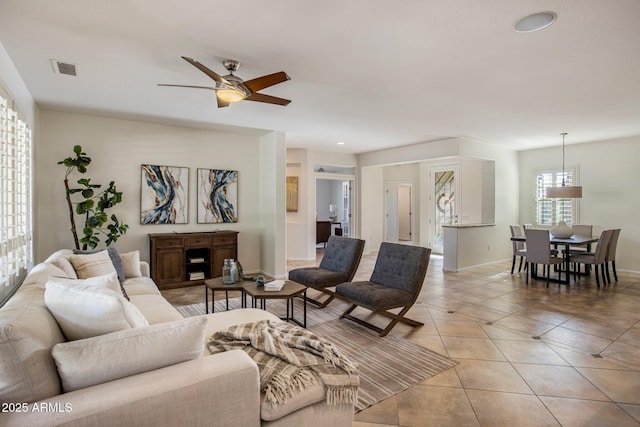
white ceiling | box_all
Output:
[1,0,639,154]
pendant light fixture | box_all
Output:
[547,132,582,238]
[546,133,582,199]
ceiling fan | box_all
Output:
[159,56,291,108]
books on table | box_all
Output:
[189,271,205,281]
[264,279,285,291]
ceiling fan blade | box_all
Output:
[217,97,230,108]
[158,84,216,90]
[243,71,290,93]
[181,56,230,85]
[245,93,291,106]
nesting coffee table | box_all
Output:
[204,277,248,313]
[244,280,307,328]
[204,278,308,327]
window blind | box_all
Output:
[0,89,33,306]
[534,169,577,227]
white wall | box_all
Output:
[286,152,308,261]
[360,138,519,266]
[519,136,640,272]
[0,42,36,127]
[360,166,385,254]
[259,131,287,278]
[36,110,272,276]
[285,148,358,261]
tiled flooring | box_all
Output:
[162,251,640,426]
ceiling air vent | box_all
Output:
[51,59,78,76]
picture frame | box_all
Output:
[197,168,238,223]
[286,176,298,212]
[140,164,188,224]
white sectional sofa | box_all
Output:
[0,249,354,426]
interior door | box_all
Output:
[431,166,458,254]
[398,184,412,241]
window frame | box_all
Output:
[0,86,33,307]
[533,167,580,227]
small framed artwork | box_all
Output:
[140,164,188,224]
[198,169,238,223]
[286,176,298,212]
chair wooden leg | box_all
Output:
[595,266,600,288]
[601,264,609,285]
[612,261,618,281]
[511,256,516,274]
[605,262,611,284]
[525,263,529,284]
[305,288,336,308]
[340,304,423,337]
[518,256,524,272]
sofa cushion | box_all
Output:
[73,246,125,282]
[120,250,142,278]
[0,286,65,404]
[69,250,117,279]
[260,383,325,421]
[122,276,162,296]
[52,316,207,392]
[44,280,149,341]
[128,294,184,325]
[50,271,121,294]
[47,257,78,279]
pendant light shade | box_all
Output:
[546,185,582,198]
[545,133,582,199]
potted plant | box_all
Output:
[58,145,128,250]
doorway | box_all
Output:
[430,165,458,254]
[384,181,413,243]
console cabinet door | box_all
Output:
[154,248,185,286]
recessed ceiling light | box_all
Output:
[337,141,345,145]
[514,11,557,33]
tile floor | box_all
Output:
[162,251,640,427]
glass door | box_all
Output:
[431,165,458,254]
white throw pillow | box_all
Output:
[69,250,117,279]
[120,250,142,278]
[50,272,121,294]
[52,316,207,392]
[44,280,149,341]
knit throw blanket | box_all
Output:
[208,320,359,408]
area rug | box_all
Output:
[175,299,458,412]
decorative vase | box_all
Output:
[550,221,574,238]
[222,258,234,284]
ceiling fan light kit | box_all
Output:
[158,56,291,108]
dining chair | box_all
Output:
[510,225,527,274]
[570,229,614,288]
[524,229,564,287]
[605,228,621,282]
[568,224,594,274]
[572,224,593,237]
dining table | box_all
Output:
[510,233,599,284]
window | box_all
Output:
[534,169,578,227]
[0,89,33,306]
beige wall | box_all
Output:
[35,110,276,276]
[519,136,640,272]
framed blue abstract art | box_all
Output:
[197,169,238,223]
[140,165,189,224]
